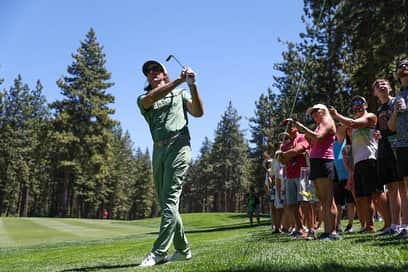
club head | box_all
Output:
[165,54,184,68]
[165,55,173,62]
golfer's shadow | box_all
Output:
[59,261,167,271]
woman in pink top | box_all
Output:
[285,104,339,240]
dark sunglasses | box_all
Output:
[352,107,365,113]
[398,62,408,69]
[147,65,163,74]
[373,81,386,88]
[351,99,365,107]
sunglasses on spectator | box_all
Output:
[352,107,365,113]
[398,62,408,69]
[373,81,386,88]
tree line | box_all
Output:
[1,1,407,218]
[181,0,408,213]
[0,29,157,219]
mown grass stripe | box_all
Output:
[0,215,407,271]
[0,218,14,246]
[1,218,78,247]
[26,218,107,238]
[54,218,153,234]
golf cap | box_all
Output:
[306,104,328,115]
[142,60,167,77]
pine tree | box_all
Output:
[211,102,252,212]
[182,137,214,212]
[194,137,215,212]
[51,28,116,218]
[0,77,5,215]
[108,126,135,219]
[129,148,155,219]
[1,76,33,215]
[319,0,408,110]
[249,89,281,195]
[0,76,51,216]
[300,0,351,113]
[22,80,51,216]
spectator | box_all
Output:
[372,79,403,235]
[247,186,261,226]
[333,123,356,233]
[287,104,339,240]
[330,96,378,233]
[276,121,315,239]
[388,58,408,238]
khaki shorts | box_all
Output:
[285,177,314,205]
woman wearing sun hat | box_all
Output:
[284,104,339,240]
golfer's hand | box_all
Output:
[184,67,196,86]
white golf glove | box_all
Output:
[185,68,196,86]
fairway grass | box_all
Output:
[0,214,407,272]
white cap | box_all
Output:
[306,103,328,115]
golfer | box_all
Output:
[138,60,204,267]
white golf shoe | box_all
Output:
[168,250,192,262]
[139,252,168,267]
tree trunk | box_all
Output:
[224,191,228,212]
[59,169,70,217]
[22,188,29,217]
[17,182,23,216]
[0,190,4,215]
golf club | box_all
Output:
[166,54,185,69]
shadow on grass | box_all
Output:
[249,228,408,247]
[146,221,271,235]
[351,233,408,247]
[220,263,408,272]
[248,229,306,244]
[225,213,271,219]
[60,261,168,271]
[60,263,138,271]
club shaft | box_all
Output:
[168,55,184,68]
[173,57,184,68]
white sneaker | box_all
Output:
[139,252,168,267]
[169,250,192,262]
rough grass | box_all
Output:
[0,214,407,272]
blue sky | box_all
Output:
[0,0,304,158]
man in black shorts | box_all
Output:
[389,58,408,238]
[373,79,403,235]
[330,96,379,233]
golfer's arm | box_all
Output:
[187,83,204,117]
[141,78,184,109]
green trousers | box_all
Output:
[152,137,191,256]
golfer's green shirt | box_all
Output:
[137,88,191,143]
